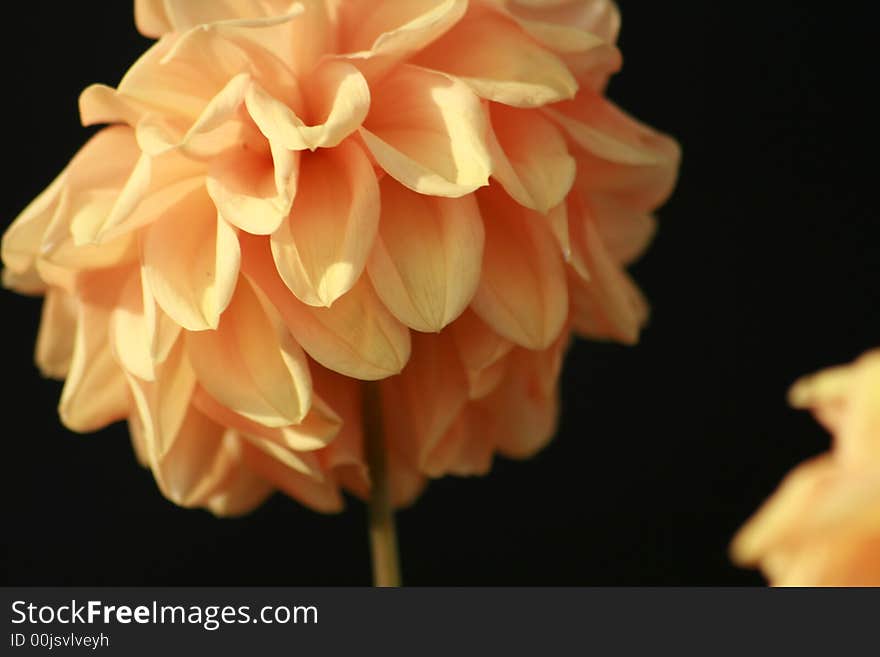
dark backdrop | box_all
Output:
[2,3,878,585]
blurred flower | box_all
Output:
[732,350,880,585]
[2,0,679,515]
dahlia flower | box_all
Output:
[3,0,679,582]
[732,350,880,586]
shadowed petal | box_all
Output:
[471,185,568,349]
[367,178,484,332]
[58,309,129,434]
[271,140,379,307]
[187,276,313,428]
[243,234,411,380]
[488,103,575,213]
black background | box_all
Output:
[2,3,878,585]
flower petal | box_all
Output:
[414,9,578,107]
[242,234,411,380]
[35,289,78,380]
[187,276,313,428]
[110,268,182,382]
[241,439,343,512]
[546,89,681,170]
[338,0,468,82]
[59,292,130,433]
[207,137,299,235]
[142,187,241,331]
[124,337,197,457]
[380,331,468,472]
[367,178,484,332]
[471,186,568,349]
[449,309,514,399]
[488,103,575,213]
[568,207,649,345]
[245,60,370,151]
[193,385,339,453]
[271,139,379,306]
[134,0,173,38]
[359,64,491,197]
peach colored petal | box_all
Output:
[241,439,344,512]
[35,289,78,380]
[495,0,620,50]
[207,138,299,235]
[42,193,138,271]
[359,64,491,197]
[134,0,173,38]
[187,276,313,428]
[271,140,379,306]
[193,385,338,453]
[142,187,241,331]
[8,127,141,271]
[110,268,181,382]
[338,0,467,82]
[59,296,130,433]
[147,406,255,510]
[589,195,657,266]
[245,60,370,151]
[488,103,576,213]
[124,337,197,457]
[568,201,649,345]
[367,178,484,332]
[129,395,272,517]
[242,234,411,380]
[489,343,565,459]
[789,352,880,466]
[449,309,515,399]
[471,186,568,350]
[414,9,578,108]
[1,171,64,278]
[546,91,678,167]
[380,331,469,471]
[309,365,368,487]
[732,455,880,585]
[72,149,205,245]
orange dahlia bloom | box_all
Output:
[732,351,880,585]
[2,0,679,515]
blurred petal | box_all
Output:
[471,186,568,349]
[134,0,173,37]
[449,309,514,399]
[241,440,344,512]
[380,331,468,472]
[187,276,313,428]
[360,64,491,197]
[59,294,129,433]
[271,140,379,306]
[547,96,675,165]
[35,289,78,380]
[367,178,484,331]
[568,198,649,344]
